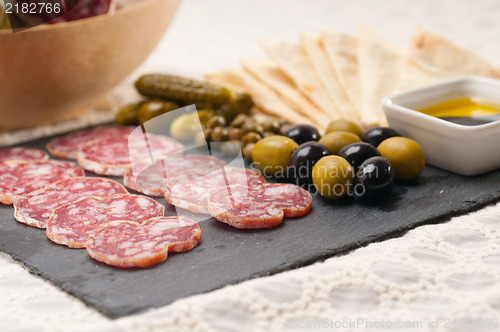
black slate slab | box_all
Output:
[1,133,500,318]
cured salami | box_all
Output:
[0,160,85,205]
[164,167,266,214]
[46,194,165,248]
[77,130,184,176]
[207,183,312,229]
[14,177,128,229]
[47,125,135,159]
[0,147,48,163]
[123,155,226,196]
[85,216,201,268]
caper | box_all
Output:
[261,119,276,132]
[241,132,262,145]
[263,131,275,138]
[221,140,244,157]
[211,127,229,142]
[230,114,249,128]
[280,124,293,136]
[241,120,258,134]
[243,143,255,161]
[206,115,227,129]
[228,128,243,140]
[270,120,282,133]
[203,128,212,142]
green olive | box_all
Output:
[211,127,229,142]
[138,100,179,125]
[170,110,213,141]
[229,114,249,128]
[243,143,255,161]
[115,102,143,125]
[378,137,425,180]
[326,119,364,137]
[312,155,354,199]
[318,131,362,154]
[194,131,208,147]
[252,135,298,176]
[241,132,262,145]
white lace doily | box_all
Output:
[2,0,500,331]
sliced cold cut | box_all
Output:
[0,160,85,205]
[0,147,48,163]
[208,183,312,229]
[164,167,266,214]
[123,155,226,196]
[14,177,128,228]
[85,216,201,268]
[47,125,135,159]
[77,131,184,176]
[46,194,165,248]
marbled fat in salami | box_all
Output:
[14,177,128,228]
[85,216,201,268]
[47,125,135,159]
[0,160,85,205]
[0,147,48,163]
[164,167,266,214]
[207,183,312,229]
[123,155,226,196]
[77,130,184,176]
[46,194,165,248]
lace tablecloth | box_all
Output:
[2,0,500,331]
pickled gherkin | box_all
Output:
[135,74,233,106]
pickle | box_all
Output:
[138,100,179,125]
[115,102,143,125]
[135,74,233,106]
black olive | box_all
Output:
[288,142,330,186]
[361,127,401,147]
[355,156,395,200]
[338,142,380,171]
[284,124,320,145]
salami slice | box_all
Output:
[47,125,135,159]
[0,147,48,163]
[0,160,85,205]
[123,155,226,196]
[14,177,128,229]
[164,167,266,214]
[207,183,312,229]
[77,131,184,176]
[85,216,201,268]
[46,194,165,248]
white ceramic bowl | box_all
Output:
[382,76,500,176]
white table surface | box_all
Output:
[2,0,500,331]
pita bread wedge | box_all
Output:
[241,57,330,126]
[396,24,500,91]
[301,34,359,122]
[259,38,342,120]
[357,25,406,127]
[322,30,363,112]
[206,70,322,129]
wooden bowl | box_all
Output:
[0,0,181,129]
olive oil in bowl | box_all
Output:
[418,97,500,126]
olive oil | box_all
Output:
[418,97,500,126]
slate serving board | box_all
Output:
[1,133,500,318]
